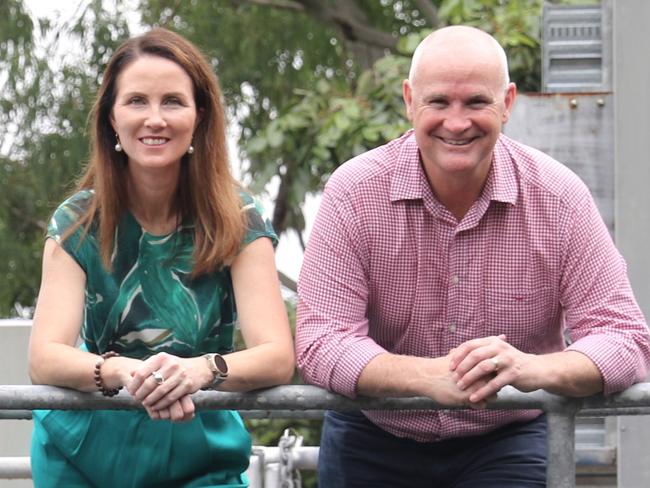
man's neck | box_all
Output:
[422,162,491,222]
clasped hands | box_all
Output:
[445,334,541,408]
[125,352,207,422]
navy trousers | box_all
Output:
[318,411,547,488]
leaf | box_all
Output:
[246,136,267,154]
[315,79,330,95]
[267,129,284,148]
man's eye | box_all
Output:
[468,99,489,108]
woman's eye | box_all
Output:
[164,97,182,105]
[128,97,145,105]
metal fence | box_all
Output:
[2,384,650,487]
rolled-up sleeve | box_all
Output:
[296,183,386,398]
[561,191,650,394]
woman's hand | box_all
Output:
[143,394,196,422]
[126,352,212,422]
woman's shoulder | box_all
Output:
[237,187,259,208]
[236,187,278,247]
[55,189,94,216]
[48,189,95,240]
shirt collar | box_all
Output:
[484,135,518,206]
[390,130,425,202]
[389,131,519,206]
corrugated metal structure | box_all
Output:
[542,2,612,92]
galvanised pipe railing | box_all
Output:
[3,383,650,487]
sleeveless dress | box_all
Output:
[31,189,278,488]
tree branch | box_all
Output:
[414,0,440,28]
[234,0,398,67]
[296,0,397,50]
[232,0,305,13]
[158,0,184,27]
[9,205,46,233]
[271,166,293,235]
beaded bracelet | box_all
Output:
[94,351,123,397]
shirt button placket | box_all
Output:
[446,230,462,344]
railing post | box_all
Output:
[546,409,577,488]
[247,448,264,488]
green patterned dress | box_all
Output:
[31,189,278,488]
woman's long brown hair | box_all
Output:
[66,28,244,276]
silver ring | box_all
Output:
[491,357,500,371]
[151,370,164,385]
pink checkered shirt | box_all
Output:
[296,130,650,442]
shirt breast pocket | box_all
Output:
[484,287,556,352]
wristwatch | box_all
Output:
[203,353,229,389]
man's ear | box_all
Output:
[502,82,517,124]
[403,79,414,122]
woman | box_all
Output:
[28,28,294,487]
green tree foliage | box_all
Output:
[0,0,131,316]
[138,0,541,242]
[0,0,542,306]
[1,2,543,483]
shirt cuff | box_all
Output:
[328,338,387,398]
[567,335,649,395]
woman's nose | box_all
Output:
[144,106,167,129]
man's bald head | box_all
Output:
[408,26,510,91]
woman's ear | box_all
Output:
[195,107,205,129]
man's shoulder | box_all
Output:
[498,135,590,205]
[325,131,414,198]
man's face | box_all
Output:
[403,57,516,185]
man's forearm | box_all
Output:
[357,353,444,398]
[530,350,603,397]
[357,352,493,407]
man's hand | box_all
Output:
[448,335,543,404]
[357,353,497,409]
[421,355,497,409]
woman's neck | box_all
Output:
[126,165,181,235]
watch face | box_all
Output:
[213,354,228,375]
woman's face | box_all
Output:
[110,55,198,173]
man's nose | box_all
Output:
[442,107,471,133]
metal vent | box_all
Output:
[542,3,610,92]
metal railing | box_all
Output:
[2,383,650,487]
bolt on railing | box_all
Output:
[3,383,650,487]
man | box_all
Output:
[295,26,650,487]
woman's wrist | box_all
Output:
[192,356,217,390]
[101,355,142,389]
[94,352,122,396]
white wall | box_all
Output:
[613,1,650,486]
[0,321,33,487]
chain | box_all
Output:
[278,428,303,488]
